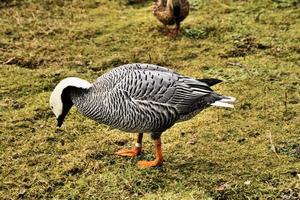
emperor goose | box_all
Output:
[50,63,235,168]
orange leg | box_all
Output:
[116,133,143,157]
[164,25,171,36]
[137,138,163,168]
[170,23,180,37]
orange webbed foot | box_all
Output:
[115,147,141,157]
[137,138,163,168]
[168,28,179,38]
[137,159,163,168]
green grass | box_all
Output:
[0,0,299,199]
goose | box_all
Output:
[50,63,235,168]
[152,0,190,37]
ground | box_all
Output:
[0,0,299,199]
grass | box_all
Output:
[0,0,299,199]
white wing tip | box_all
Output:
[221,96,236,103]
[211,96,236,108]
[211,101,234,108]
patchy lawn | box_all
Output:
[0,0,299,199]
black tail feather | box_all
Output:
[197,78,222,86]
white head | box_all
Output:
[49,77,92,127]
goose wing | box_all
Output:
[113,64,221,115]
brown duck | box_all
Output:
[153,0,189,37]
[127,0,146,4]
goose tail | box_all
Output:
[211,96,236,108]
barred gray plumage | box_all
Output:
[69,63,228,132]
[50,63,235,167]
